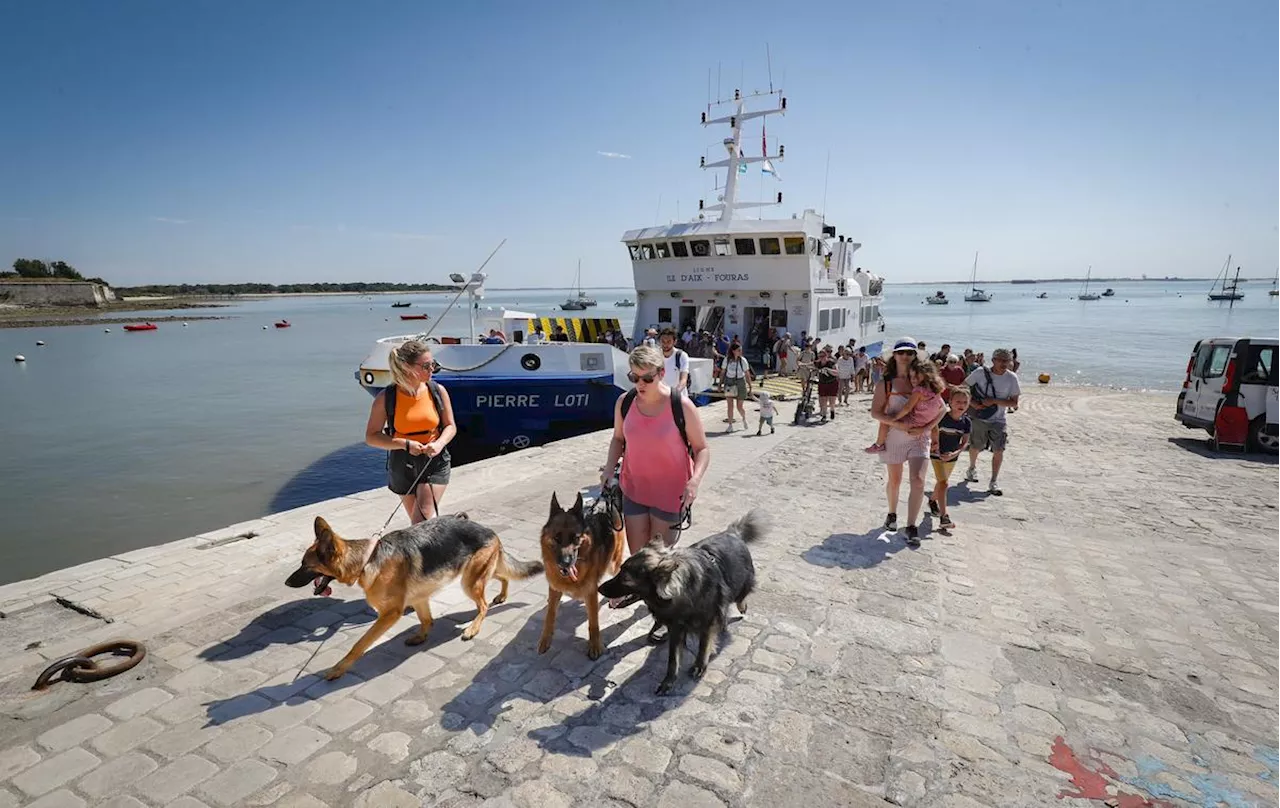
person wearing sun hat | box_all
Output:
[868,337,947,548]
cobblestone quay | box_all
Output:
[0,387,1275,807]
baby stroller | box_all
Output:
[793,368,819,425]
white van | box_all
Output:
[1175,336,1278,452]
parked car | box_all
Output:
[1175,336,1278,452]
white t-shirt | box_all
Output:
[854,353,870,371]
[836,356,856,379]
[664,348,689,389]
[964,367,1021,424]
[721,356,749,380]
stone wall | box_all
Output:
[0,281,117,306]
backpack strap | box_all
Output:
[383,385,397,438]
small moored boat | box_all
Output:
[391,302,411,308]
[399,314,430,321]
[123,323,158,332]
[274,320,291,328]
[1101,288,1115,297]
[925,290,949,305]
[614,298,636,307]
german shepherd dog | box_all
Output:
[285,515,542,679]
[599,511,762,694]
[537,492,626,660]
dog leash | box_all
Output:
[361,449,441,570]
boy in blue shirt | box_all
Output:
[928,387,972,530]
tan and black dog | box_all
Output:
[537,492,626,660]
[285,514,542,679]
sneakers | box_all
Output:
[963,467,978,483]
[770,426,776,434]
[830,410,836,419]
[884,512,898,531]
[939,514,955,530]
[904,525,921,548]
[987,482,1003,496]
[927,498,940,516]
[864,443,886,454]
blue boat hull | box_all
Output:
[362,372,622,452]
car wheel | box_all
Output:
[1248,417,1279,454]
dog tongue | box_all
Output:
[313,577,333,598]
[566,564,579,582]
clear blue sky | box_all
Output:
[1,1,1276,286]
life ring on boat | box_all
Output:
[423,336,441,345]
[1038,373,1051,384]
[520,353,541,371]
[362,371,376,386]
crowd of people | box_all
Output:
[372,327,1020,558]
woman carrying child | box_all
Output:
[868,339,948,547]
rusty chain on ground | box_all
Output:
[31,640,146,691]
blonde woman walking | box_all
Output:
[364,340,457,523]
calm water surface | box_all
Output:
[1,280,1275,584]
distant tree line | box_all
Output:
[2,258,107,284]
[112,281,455,296]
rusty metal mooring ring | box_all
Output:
[32,640,146,691]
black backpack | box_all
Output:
[384,381,446,442]
[620,389,693,457]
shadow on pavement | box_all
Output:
[802,528,909,569]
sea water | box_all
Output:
[0,280,1274,583]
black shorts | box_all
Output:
[387,448,451,495]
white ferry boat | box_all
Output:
[352,85,886,452]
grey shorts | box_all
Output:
[970,419,1008,452]
[621,494,681,524]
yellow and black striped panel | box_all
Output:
[526,317,621,342]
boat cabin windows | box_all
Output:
[629,244,643,260]
[818,309,830,331]
[671,241,689,258]
[655,242,671,259]
[770,310,788,328]
[690,239,711,258]
[713,237,731,257]
[784,236,805,255]
[658,307,673,324]
[809,237,822,256]
[734,237,756,256]
[759,237,781,255]
[640,244,655,260]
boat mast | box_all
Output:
[971,251,979,291]
[699,88,787,222]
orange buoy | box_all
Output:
[1038,373,1051,384]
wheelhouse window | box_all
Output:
[784,236,805,255]
[640,244,655,260]
[658,307,673,323]
[759,237,781,255]
[809,237,822,255]
[655,242,671,259]
[818,309,831,331]
[671,241,689,258]
[734,238,756,256]
[713,237,731,256]
[629,244,642,260]
[690,239,711,258]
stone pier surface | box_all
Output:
[0,387,1276,807]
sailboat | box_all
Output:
[560,260,589,311]
[964,252,991,302]
[1208,255,1245,301]
[1077,266,1101,301]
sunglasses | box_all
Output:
[414,360,435,371]
[627,370,661,384]
[893,349,916,356]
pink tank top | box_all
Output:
[901,387,945,428]
[620,392,694,513]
